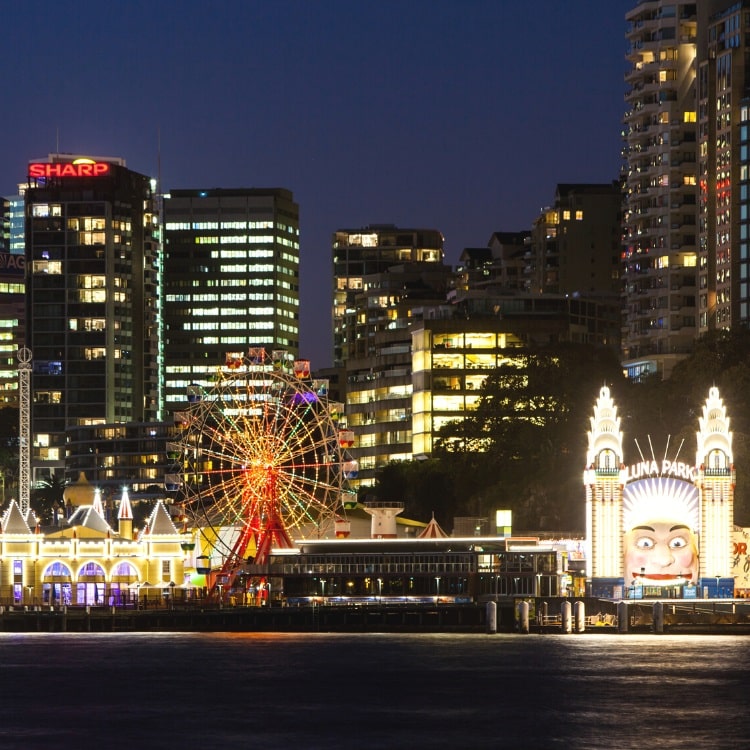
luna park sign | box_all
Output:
[621,459,697,484]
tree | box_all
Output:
[433,343,626,531]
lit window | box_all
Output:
[684,111,697,123]
[575,210,583,221]
[32,260,62,274]
[562,210,571,221]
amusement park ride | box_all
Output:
[172,349,357,597]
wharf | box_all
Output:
[0,602,490,634]
[1,600,749,635]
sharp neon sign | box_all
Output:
[28,162,110,178]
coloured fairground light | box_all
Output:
[172,349,356,592]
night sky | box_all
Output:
[2,0,631,367]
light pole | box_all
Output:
[715,574,721,599]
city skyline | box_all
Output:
[2,0,630,366]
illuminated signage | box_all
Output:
[28,162,111,178]
[0,253,25,273]
[621,459,697,484]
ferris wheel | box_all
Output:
[174,351,354,576]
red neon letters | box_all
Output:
[29,162,111,178]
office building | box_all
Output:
[0,188,25,406]
[332,225,444,367]
[343,262,453,486]
[0,253,25,407]
[24,154,160,483]
[162,188,299,411]
[409,293,621,459]
[64,420,183,505]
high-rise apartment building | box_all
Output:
[162,188,299,412]
[528,183,622,297]
[332,226,444,367]
[622,1,698,379]
[697,1,750,332]
[24,154,160,483]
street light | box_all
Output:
[435,576,441,604]
[715,574,721,599]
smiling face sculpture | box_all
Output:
[622,477,701,587]
[624,519,698,586]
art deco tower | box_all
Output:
[695,386,735,584]
[584,386,625,584]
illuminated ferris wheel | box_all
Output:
[174,351,355,576]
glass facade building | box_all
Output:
[162,188,299,413]
[24,154,160,483]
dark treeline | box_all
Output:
[368,329,750,534]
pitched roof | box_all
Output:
[2,501,32,534]
[143,501,180,536]
[66,505,114,536]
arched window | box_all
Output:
[44,561,72,578]
[78,561,105,578]
[112,561,138,578]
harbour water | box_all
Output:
[0,631,747,749]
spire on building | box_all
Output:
[118,488,133,520]
[92,487,104,517]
